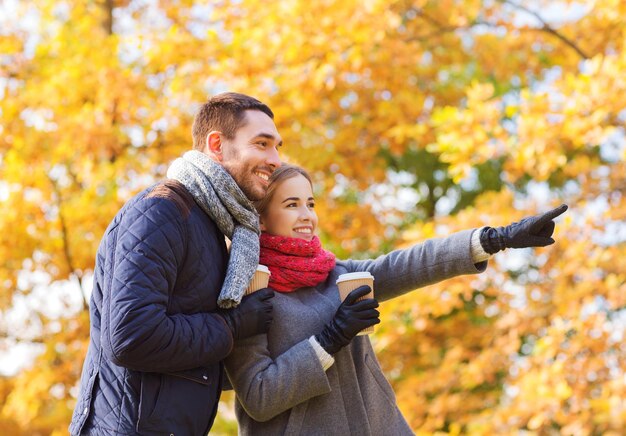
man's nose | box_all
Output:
[266,146,281,169]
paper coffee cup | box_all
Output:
[245,265,271,295]
[336,272,375,335]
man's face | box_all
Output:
[220,110,282,201]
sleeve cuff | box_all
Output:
[471,227,491,263]
[308,336,335,371]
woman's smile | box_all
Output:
[293,226,313,237]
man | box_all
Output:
[70,93,282,435]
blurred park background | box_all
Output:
[1,0,625,434]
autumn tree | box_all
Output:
[1,0,624,434]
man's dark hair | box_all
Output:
[192,92,274,150]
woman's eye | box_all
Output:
[257,141,267,147]
[308,202,315,209]
[286,203,297,208]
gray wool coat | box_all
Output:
[224,229,487,435]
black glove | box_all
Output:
[315,286,380,355]
[218,288,274,340]
[480,204,568,254]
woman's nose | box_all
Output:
[299,207,312,220]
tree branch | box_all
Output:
[103,0,114,35]
[49,177,89,312]
[404,2,589,60]
[403,7,491,44]
[0,330,44,344]
[501,0,590,59]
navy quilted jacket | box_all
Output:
[70,182,234,435]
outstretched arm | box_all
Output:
[341,205,567,302]
[341,228,486,302]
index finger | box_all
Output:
[539,204,568,222]
[344,285,372,304]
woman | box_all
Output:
[224,165,566,435]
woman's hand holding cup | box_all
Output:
[315,286,380,355]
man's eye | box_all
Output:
[257,141,267,147]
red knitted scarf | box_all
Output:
[259,233,336,292]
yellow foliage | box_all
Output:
[2,0,626,434]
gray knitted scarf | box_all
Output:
[167,150,260,308]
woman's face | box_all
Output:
[260,174,318,241]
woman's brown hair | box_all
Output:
[254,164,313,216]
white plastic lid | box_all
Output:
[257,264,271,275]
[336,271,374,283]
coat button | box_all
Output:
[202,375,208,380]
[83,407,88,415]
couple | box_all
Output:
[70,92,567,435]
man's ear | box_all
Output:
[204,131,223,161]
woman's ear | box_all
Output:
[259,217,267,232]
